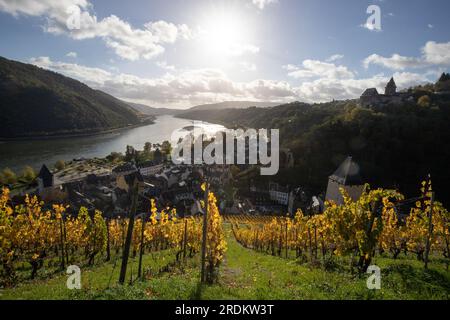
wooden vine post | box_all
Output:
[119,181,139,285]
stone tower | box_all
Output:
[325,156,364,205]
[37,165,54,190]
[385,77,397,96]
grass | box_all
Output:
[1,225,449,300]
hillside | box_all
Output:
[178,84,450,206]
[127,102,183,116]
[0,56,147,138]
[188,101,280,111]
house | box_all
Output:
[360,88,380,106]
[325,156,364,205]
[138,160,164,176]
[116,171,145,194]
[112,163,137,177]
[37,164,67,202]
[269,182,290,206]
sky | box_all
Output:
[0,0,449,108]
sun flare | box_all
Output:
[199,11,251,57]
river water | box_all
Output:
[0,115,225,172]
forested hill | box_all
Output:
[0,56,144,138]
[178,85,450,205]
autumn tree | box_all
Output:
[54,160,66,171]
[22,166,36,182]
[2,168,17,184]
[417,95,431,107]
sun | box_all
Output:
[199,10,250,57]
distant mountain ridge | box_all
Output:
[127,101,280,115]
[188,101,280,111]
[0,56,147,138]
[126,102,183,116]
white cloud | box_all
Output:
[428,24,434,29]
[239,62,257,71]
[364,41,450,70]
[0,0,89,17]
[422,41,450,65]
[251,0,278,10]
[363,53,424,70]
[228,43,260,56]
[66,51,77,58]
[30,56,113,84]
[326,54,344,62]
[156,61,176,71]
[29,56,436,107]
[0,0,191,61]
[29,57,297,107]
[285,59,355,80]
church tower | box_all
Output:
[325,156,364,205]
[385,77,397,95]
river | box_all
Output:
[0,115,225,172]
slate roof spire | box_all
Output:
[385,77,397,95]
[329,156,362,186]
[38,164,54,188]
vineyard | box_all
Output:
[0,181,449,300]
[0,187,226,288]
[230,182,449,272]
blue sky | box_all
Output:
[0,0,449,108]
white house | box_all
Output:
[269,182,290,206]
[138,161,164,176]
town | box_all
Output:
[3,146,382,221]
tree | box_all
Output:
[22,166,36,182]
[2,168,17,185]
[125,145,136,162]
[106,152,124,163]
[0,188,15,285]
[230,165,241,177]
[417,95,431,107]
[161,140,172,156]
[144,142,152,154]
[54,160,66,171]
[154,148,163,163]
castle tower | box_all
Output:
[37,164,54,194]
[325,156,364,205]
[385,77,397,95]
